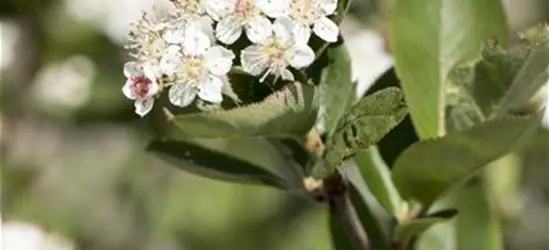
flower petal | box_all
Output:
[293,21,311,44]
[241,45,270,76]
[182,27,212,56]
[205,0,236,21]
[276,67,294,81]
[313,16,338,42]
[160,45,182,75]
[163,26,185,44]
[245,15,273,44]
[256,0,290,18]
[169,83,198,107]
[321,0,337,15]
[134,98,154,117]
[123,62,141,78]
[205,46,235,75]
[142,63,159,83]
[198,75,224,103]
[215,15,243,45]
[286,44,314,69]
[273,17,294,44]
[122,80,136,100]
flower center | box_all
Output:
[262,38,290,64]
[234,0,259,22]
[290,0,322,25]
[179,57,206,87]
[131,76,152,99]
[171,0,202,14]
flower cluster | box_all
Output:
[123,0,339,117]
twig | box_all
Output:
[325,173,371,250]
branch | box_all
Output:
[326,173,370,250]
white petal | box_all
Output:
[122,80,136,100]
[182,27,212,56]
[169,83,198,107]
[293,22,312,44]
[123,62,141,77]
[142,63,159,83]
[134,98,154,117]
[198,75,224,103]
[163,27,185,44]
[278,67,294,81]
[255,0,290,18]
[273,17,294,44]
[191,15,216,41]
[205,46,235,76]
[313,16,338,42]
[321,0,337,15]
[147,82,161,97]
[241,45,270,76]
[245,15,273,43]
[205,0,236,21]
[160,46,182,75]
[215,15,243,45]
[286,44,315,68]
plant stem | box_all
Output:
[326,173,370,250]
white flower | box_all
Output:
[170,0,206,16]
[122,62,161,117]
[160,27,235,107]
[125,11,169,60]
[206,0,273,44]
[163,14,215,44]
[240,17,314,82]
[260,0,339,44]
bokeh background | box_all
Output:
[1,0,548,249]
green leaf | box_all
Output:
[456,184,504,250]
[317,88,408,177]
[392,0,509,138]
[147,139,290,189]
[448,24,549,120]
[364,68,420,168]
[319,42,355,137]
[169,82,319,138]
[394,209,458,247]
[354,147,401,215]
[391,114,541,206]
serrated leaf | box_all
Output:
[319,42,355,137]
[147,140,289,189]
[316,88,408,177]
[392,0,509,138]
[446,24,549,128]
[394,209,458,247]
[391,114,541,206]
[169,82,319,138]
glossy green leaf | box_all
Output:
[392,0,509,138]
[394,209,458,247]
[147,140,289,189]
[317,88,408,177]
[392,114,541,206]
[169,82,319,138]
[319,42,355,137]
[354,147,401,215]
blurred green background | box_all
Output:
[1,0,548,249]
